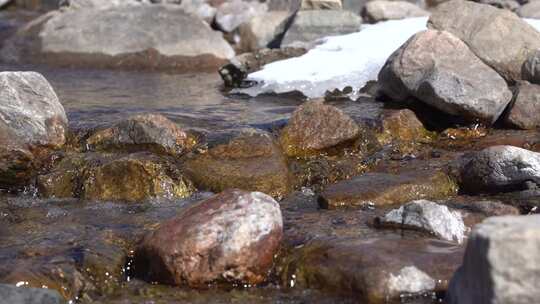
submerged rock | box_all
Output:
[184,131,291,198]
[362,0,429,23]
[279,100,360,157]
[279,10,362,48]
[134,189,283,287]
[0,71,67,188]
[458,145,540,194]
[280,236,463,303]
[319,170,458,209]
[447,215,540,304]
[1,5,234,71]
[378,29,512,124]
[376,109,431,148]
[0,284,65,304]
[86,113,197,156]
[504,82,540,129]
[428,0,540,82]
[377,200,466,243]
[37,153,194,202]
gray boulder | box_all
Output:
[299,0,342,10]
[0,71,67,187]
[378,29,512,124]
[362,0,429,23]
[428,0,540,82]
[378,200,467,243]
[522,50,540,84]
[279,10,362,48]
[504,82,540,129]
[459,145,540,193]
[1,5,234,71]
[237,11,292,51]
[0,284,64,304]
[447,215,540,304]
[474,0,520,11]
[518,0,540,18]
[215,0,268,32]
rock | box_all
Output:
[279,10,362,48]
[319,170,458,209]
[280,236,464,302]
[279,100,360,157]
[267,0,301,11]
[184,131,291,198]
[215,0,267,33]
[82,154,194,202]
[376,109,431,147]
[237,11,292,52]
[522,50,540,84]
[504,82,540,129]
[428,0,540,82]
[0,284,65,304]
[474,0,520,11]
[458,145,540,194]
[377,200,466,243]
[61,0,143,9]
[300,0,342,10]
[86,113,197,156]
[0,71,68,187]
[219,47,307,87]
[446,215,540,304]
[177,0,217,23]
[378,30,512,124]
[362,0,429,23]
[134,189,283,287]
[519,0,540,18]
[0,0,12,8]
[1,6,234,71]
[37,153,195,201]
[13,0,62,10]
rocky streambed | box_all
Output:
[3,1,540,304]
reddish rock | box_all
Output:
[505,82,540,130]
[280,100,360,158]
[134,189,283,287]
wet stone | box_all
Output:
[134,189,283,287]
[183,131,291,198]
[280,100,360,158]
[319,170,458,209]
[86,113,197,156]
[279,236,464,303]
[0,284,65,304]
[376,200,467,243]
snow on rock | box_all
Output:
[237,17,540,98]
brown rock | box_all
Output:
[319,170,458,209]
[377,109,432,150]
[184,132,291,198]
[86,113,197,156]
[280,236,464,303]
[505,82,540,130]
[280,100,360,158]
[134,189,283,287]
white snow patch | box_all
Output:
[237,17,540,98]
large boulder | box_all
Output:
[319,170,458,209]
[378,29,512,124]
[518,0,540,18]
[279,10,362,48]
[522,50,540,84]
[237,11,292,51]
[299,0,342,10]
[86,113,197,156]
[458,145,540,194]
[183,131,291,198]
[0,284,64,304]
[279,100,360,157]
[362,0,429,23]
[0,71,67,188]
[446,215,540,304]
[134,189,283,287]
[504,82,540,129]
[1,5,234,71]
[428,0,540,82]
